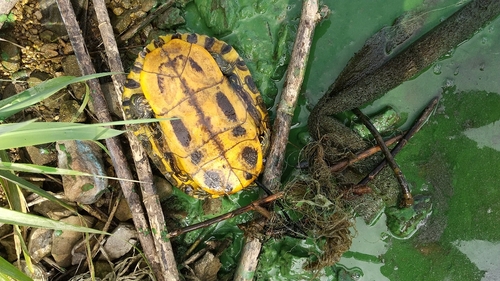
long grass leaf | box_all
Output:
[0,207,107,234]
[0,256,32,281]
[0,171,74,211]
[0,73,117,121]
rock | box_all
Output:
[154,176,173,202]
[114,198,133,221]
[59,100,86,123]
[33,200,75,220]
[61,56,86,100]
[57,140,108,204]
[25,145,57,166]
[101,223,137,260]
[28,228,53,263]
[193,252,221,281]
[51,215,95,267]
[18,260,48,281]
[0,37,21,73]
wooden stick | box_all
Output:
[56,0,178,279]
[353,108,413,207]
[234,1,322,280]
[90,0,180,279]
[168,192,283,239]
[356,96,440,189]
[330,134,403,173]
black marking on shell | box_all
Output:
[220,43,232,54]
[235,58,248,71]
[225,182,234,193]
[124,79,140,89]
[131,63,143,73]
[154,39,162,48]
[172,33,182,40]
[245,75,259,94]
[204,37,215,51]
[190,150,203,165]
[232,126,246,137]
[188,57,203,73]
[216,91,237,122]
[242,146,258,167]
[170,118,191,147]
[244,172,253,180]
[228,73,242,88]
[187,33,198,43]
[204,170,222,190]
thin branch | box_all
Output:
[55,0,178,279]
[91,0,179,279]
[356,96,440,189]
[353,108,413,207]
[330,134,403,173]
[168,192,284,239]
[234,1,322,280]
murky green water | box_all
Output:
[304,1,500,280]
[181,0,500,279]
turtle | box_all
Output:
[122,33,270,198]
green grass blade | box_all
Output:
[0,171,74,211]
[0,162,141,183]
[0,122,124,149]
[0,207,107,234]
[0,256,32,281]
[0,73,118,121]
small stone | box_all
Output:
[51,215,96,267]
[57,140,108,204]
[33,200,75,220]
[59,100,86,122]
[112,7,123,16]
[25,145,57,165]
[28,228,54,263]
[193,252,221,281]
[0,38,21,73]
[101,223,137,260]
[114,198,133,221]
[39,43,59,58]
[61,56,86,99]
[154,176,173,202]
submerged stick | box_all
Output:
[330,134,403,173]
[355,96,440,198]
[353,108,413,207]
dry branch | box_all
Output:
[233,1,322,280]
[55,0,179,279]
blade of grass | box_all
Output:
[0,256,32,281]
[0,170,75,211]
[0,73,119,121]
[0,162,141,183]
[0,207,108,234]
[0,118,171,150]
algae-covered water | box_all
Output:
[304,1,500,280]
[181,0,500,279]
